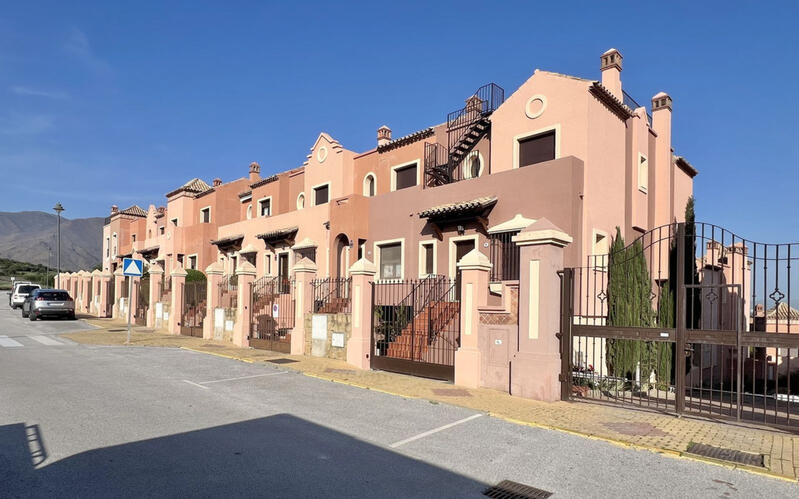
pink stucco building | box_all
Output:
[91,48,697,394]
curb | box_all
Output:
[180,347,256,363]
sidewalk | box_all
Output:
[66,318,799,482]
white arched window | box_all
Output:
[363,173,376,197]
[111,233,118,258]
[246,204,253,220]
[297,193,305,210]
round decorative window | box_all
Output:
[525,94,547,119]
[463,151,483,179]
[317,146,328,163]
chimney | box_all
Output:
[600,48,623,100]
[111,205,118,214]
[213,178,222,187]
[465,94,483,114]
[651,91,672,139]
[377,126,392,147]
[651,91,673,226]
[249,162,261,183]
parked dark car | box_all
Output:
[22,289,75,321]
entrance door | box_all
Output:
[278,253,289,294]
[454,239,475,300]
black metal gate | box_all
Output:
[250,276,294,352]
[134,276,149,326]
[561,222,799,429]
[371,276,460,381]
[180,280,206,337]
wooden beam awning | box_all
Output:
[210,234,244,252]
[418,196,497,239]
[140,245,160,259]
[256,227,298,247]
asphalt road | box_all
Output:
[1,297,797,498]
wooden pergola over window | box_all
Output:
[418,196,497,239]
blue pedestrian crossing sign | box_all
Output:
[122,258,143,277]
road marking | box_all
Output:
[30,336,64,346]
[0,335,24,348]
[199,371,287,385]
[389,413,484,448]
[182,380,210,390]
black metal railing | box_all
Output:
[622,90,652,126]
[218,274,238,309]
[489,231,520,281]
[446,83,505,130]
[311,277,352,313]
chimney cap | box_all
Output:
[377,125,391,131]
[249,161,260,172]
[600,48,623,71]
[111,205,118,213]
[377,125,392,146]
[652,92,672,111]
[213,178,222,187]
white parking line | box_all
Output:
[199,372,287,385]
[182,380,210,390]
[0,335,24,348]
[30,336,64,346]
[389,413,483,448]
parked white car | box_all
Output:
[10,282,40,309]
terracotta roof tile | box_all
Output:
[418,196,497,219]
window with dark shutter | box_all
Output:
[518,130,556,167]
[314,185,329,205]
[394,164,417,190]
[423,243,434,275]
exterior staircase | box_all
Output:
[317,297,350,314]
[387,301,459,360]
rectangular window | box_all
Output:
[314,185,329,205]
[131,234,136,243]
[295,247,316,263]
[200,207,211,223]
[259,198,271,217]
[188,255,197,270]
[518,130,556,167]
[159,226,165,236]
[170,218,178,227]
[592,231,609,269]
[423,243,434,275]
[106,238,110,257]
[379,243,402,280]
[394,164,417,190]
[638,154,649,193]
[265,254,272,275]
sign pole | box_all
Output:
[126,276,133,345]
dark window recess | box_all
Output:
[518,130,555,167]
[296,247,316,262]
[395,164,417,190]
[314,185,329,205]
[201,208,211,223]
[489,231,521,281]
[423,244,434,275]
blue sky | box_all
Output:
[0,1,797,243]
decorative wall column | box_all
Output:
[129,276,141,322]
[79,271,92,314]
[511,218,572,402]
[169,267,187,335]
[99,271,112,318]
[90,269,102,316]
[291,257,317,355]
[232,261,256,347]
[454,249,492,388]
[204,262,224,340]
[113,268,125,320]
[347,258,376,369]
[147,264,163,328]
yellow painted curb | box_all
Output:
[301,373,425,400]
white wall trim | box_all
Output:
[418,239,438,278]
[463,151,484,179]
[512,123,561,169]
[528,260,540,339]
[363,172,377,196]
[296,192,305,210]
[200,205,212,224]
[186,253,199,270]
[312,182,331,205]
[638,152,649,193]
[390,159,421,191]
[256,196,273,217]
[373,237,405,281]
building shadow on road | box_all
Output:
[1,415,487,498]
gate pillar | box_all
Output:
[113,268,125,320]
[79,271,91,314]
[204,262,224,340]
[99,272,113,318]
[510,218,572,402]
[347,258,376,369]
[91,270,102,316]
[129,276,140,323]
[232,262,255,347]
[454,249,492,388]
[147,264,163,327]
[169,267,187,335]
[291,258,317,355]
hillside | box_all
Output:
[0,211,104,271]
[0,257,55,290]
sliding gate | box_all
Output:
[250,276,295,353]
[371,276,460,381]
[561,222,799,429]
[180,280,206,337]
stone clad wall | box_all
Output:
[303,313,352,361]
